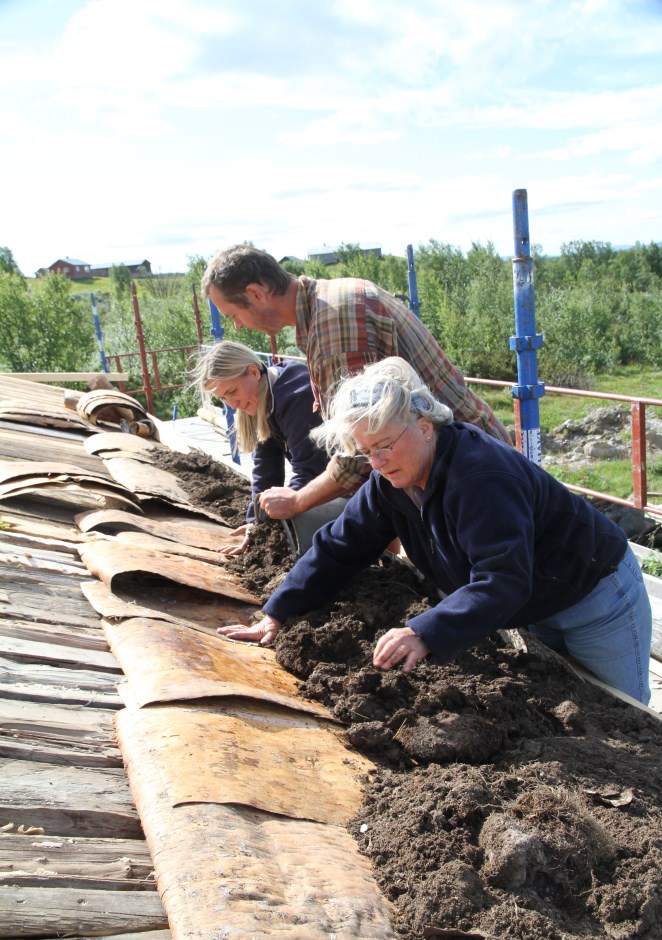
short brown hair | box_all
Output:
[200,245,293,306]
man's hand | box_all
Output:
[258,487,301,520]
[219,523,253,556]
[373,626,429,672]
[217,615,283,646]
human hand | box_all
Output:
[258,487,300,520]
[373,626,429,672]
[219,523,252,556]
[217,615,283,646]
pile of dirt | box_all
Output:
[150,448,252,527]
[157,447,662,940]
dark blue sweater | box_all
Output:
[263,422,627,662]
[247,360,328,522]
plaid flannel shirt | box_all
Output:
[295,276,511,491]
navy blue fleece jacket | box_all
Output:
[262,422,627,662]
[246,360,328,522]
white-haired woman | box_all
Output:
[197,341,328,554]
[219,357,652,705]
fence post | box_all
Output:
[131,281,154,415]
[510,189,544,464]
[406,244,421,318]
[90,293,109,373]
[631,402,648,510]
[191,284,204,346]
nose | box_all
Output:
[232,316,244,329]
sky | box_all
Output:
[1,0,661,277]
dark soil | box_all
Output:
[150,448,252,527]
[156,446,662,940]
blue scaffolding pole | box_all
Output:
[89,293,109,373]
[207,297,240,465]
[406,244,421,318]
[510,189,544,464]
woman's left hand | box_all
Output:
[373,627,430,673]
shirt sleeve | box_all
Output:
[247,437,286,522]
[262,479,395,623]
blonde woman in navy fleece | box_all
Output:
[197,341,328,555]
[219,357,652,705]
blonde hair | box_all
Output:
[192,341,272,451]
[312,356,453,456]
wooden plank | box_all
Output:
[76,932,171,940]
[0,833,156,888]
[0,375,65,403]
[0,618,110,653]
[0,760,142,839]
[0,540,88,573]
[4,372,129,383]
[1,636,121,673]
[0,656,121,708]
[0,886,166,938]
[0,494,84,527]
[0,595,102,630]
[0,698,121,767]
[0,529,82,555]
[0,427,110,476]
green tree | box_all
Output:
[110,264,132,300]
[0,246,21,276]
[0,270,95,371]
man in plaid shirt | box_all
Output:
[202,245,512,519]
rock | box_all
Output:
[583,440,628,459]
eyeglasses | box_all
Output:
[354,425,409,464]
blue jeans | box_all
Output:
[529,545,652,705]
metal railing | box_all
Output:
[467,377,662,519]
[107,340,661,520]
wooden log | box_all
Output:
[0,833,156,888]
[0,886,166,938]
[0,656,121,708]
[0,618,110,653]
[0,636,121,673]
[0,698,121,767]
[0,760,142,839]
[4,372,129,383]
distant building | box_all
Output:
[307,244,382,266]
[89,260,152,278]
[40,257,92,279]
[35,258,152,279]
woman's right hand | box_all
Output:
[217,615,283,646]
[219,523,253,556]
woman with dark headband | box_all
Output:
[196,341,329,554]
[219,356,652,705]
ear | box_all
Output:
[246,363,263,380]
[245,282,271,304]
[418,417,433,439]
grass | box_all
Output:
[544,458,662,502]
[641,556,662,577]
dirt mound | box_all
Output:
[158,447,662,940]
